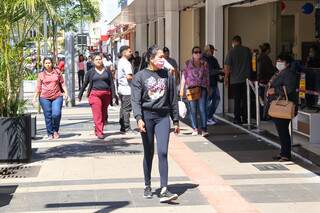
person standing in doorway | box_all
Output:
[78,54,112,139]
[131,45,180,203]
[33,58,69,140]
[202,44,222,125]
[224,35,252,124]
[117,45,134,133]
[132,51,142,75]
[258,43,276,120]
[77,54,86,90]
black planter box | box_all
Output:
[0,114,32,162]
[31,115,36,139]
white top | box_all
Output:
[103,58,113,68]
[117,57,133,95]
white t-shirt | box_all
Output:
[117,57,133,95]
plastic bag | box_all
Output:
[178,100,187,118]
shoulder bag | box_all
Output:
[268,86,295,119]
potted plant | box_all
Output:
[0,0,49,162]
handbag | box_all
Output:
[268,86,295,119]
[178,98,187,118]
[186,86,201,101]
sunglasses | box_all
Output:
[193,51,201,54]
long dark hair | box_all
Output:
[79,54,85,62]
[42,57,54,71]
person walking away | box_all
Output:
[224,35,252,124]
[117,45,134,133]
[202,44,223,125]
[257,43,276,120]
[180,46,210,137]
[266,53,298,162]
[131,45,180,203]
[33,57,69,140]
[132,51,142,75]
[77,54,86,90]
[78,54,113,139]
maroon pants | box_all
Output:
[88,90,111,136]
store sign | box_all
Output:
[299,73,306,99]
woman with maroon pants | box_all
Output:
[78,54,112,139]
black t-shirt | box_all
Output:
[92,70,112,91]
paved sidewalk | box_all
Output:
[1,99,320,212]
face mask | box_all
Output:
[276,62,286,71]
[154,58,165,70]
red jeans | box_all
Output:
[88,90,111,136]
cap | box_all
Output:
[163,47,170,52]
[209,44,218,51]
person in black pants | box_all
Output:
[131,45,180,203]
[78,54,86,90]
[224,35,252,124]
[266,53,298,162]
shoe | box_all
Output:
[97,135,105,139]
[202,131,209,137]
[207,119,216,126]
[43,135,53,140]
[279,157,291,162]
[191,129,198,136]
[159,188,178,203]
[53,132,60,139]
[233,119,242,125]
[143,186,153,199]
[272,155,282,161]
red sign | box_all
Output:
[100,35,109,41]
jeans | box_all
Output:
[78,70,84,90]
[39,96,63,136]
[273,118,291,158]
[231,82,247,122]
[188,87,208,131]
[207,86,220,119]
[119,95,132,131]
[141,110,170,187]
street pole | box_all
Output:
[43,12,48,56]
[65,32,76,107]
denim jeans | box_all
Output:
[39,96,63,136]
[207,86,220,119]
[188,87,208,131]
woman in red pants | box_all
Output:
[78,54,112,139]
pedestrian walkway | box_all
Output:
[1,100,320,212]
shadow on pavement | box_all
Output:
[31,138,142,162]
[0,185,18,208]
[45,201,130,212]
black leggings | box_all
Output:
[78,70,85,90]
[141,111,170,187]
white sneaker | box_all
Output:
[202,131,209,137]
[191,129,198,136]
[207,119,217,126]
[43,135,53,140]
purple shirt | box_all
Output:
[183,60,209,88]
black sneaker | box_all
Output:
[143,186,152,199]
[159,189,178,203]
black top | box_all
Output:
[78,68,112,99]
[202,54,222,87]
[131,68,179,125]
[269,67,299,115]
[257,53,276,84]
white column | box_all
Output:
[206,1,224,114]
[164,0,179,66]
[157,18,165,47]
[148,22,156,46]
[135,24,148,53]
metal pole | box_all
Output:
[255,81,260,129]
[65,32,75,106]
[246,79,251,126]
[43,13,48,56]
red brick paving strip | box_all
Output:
[169,134,260,213]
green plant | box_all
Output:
[24,72,38,80]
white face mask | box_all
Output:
[276,62,286,71]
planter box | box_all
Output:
[22,80,37,93]
[0,114,32,162]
